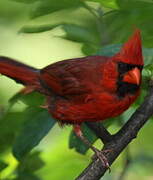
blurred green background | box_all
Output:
[0,0,153,180]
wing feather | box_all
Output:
[40,56,108,96]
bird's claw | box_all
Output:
[92,148,112,173]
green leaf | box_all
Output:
[0,112,25,153]
[14,173,41,180]
[117,0,153,9]
[103,1,153,46]
[11,0,38,3]
[0,160,8,171]
[13,107,56,160]
[135,88,147,107]
[19,23,101,53]
[82,43,100,55]
[86,0,118,9]
[143,48,153,66]
[17,151,45,172]
[69,123,98,154]
[62,24,100,44]
[19,23,62,33]
[30,0,84,19]
[9,91,45,107]
[97,44,121,56]
[19,23,100,43]
[19,92,45,106]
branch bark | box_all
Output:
[86,122,113,143]
[76,86,153,180]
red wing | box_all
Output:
[40,56,108,96]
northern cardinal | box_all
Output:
[0,29,143,169]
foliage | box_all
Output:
[1,0,153,179]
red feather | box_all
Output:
[114,29,143,65]
[0,56,40,86]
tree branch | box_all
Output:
[86,122,113,144]
[76,86,153,180]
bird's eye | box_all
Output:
[118,62,143,75]
[118,62,131,74]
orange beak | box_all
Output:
[123,67,141,85]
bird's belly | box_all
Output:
[50,92,139,124]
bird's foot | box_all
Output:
[73,125,112,172]
[91,147,112,173]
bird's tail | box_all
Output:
[0,56,40,87]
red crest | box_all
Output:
[114,29,144,66]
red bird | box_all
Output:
[0,29,143,168]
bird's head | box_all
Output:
[113,29,143,88]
